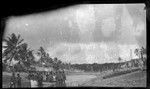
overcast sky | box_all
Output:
[4,4,146,64]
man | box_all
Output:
[62,70,66,87]
[55,70,62,87]
[16,73,22,87]
[27,71,32,87]
[48,72,53,82]
[28,71,38,87]
[10,72,16,88]
[55,71,59,87]
[59,70,63,87]
[46,72,49,81]
[37,72,43,87]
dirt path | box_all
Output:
[3,71,146,87]
[3,72,98,87]
[66,74,97,86]
[80,71,146,87]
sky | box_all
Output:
[3,4,146,64]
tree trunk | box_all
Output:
[140,52,144,70]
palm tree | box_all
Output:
[141,47,146,59]
[53,57,59,70]
[38,46,46,57]
[134,47,146,70]
[57,60,62,69]
[140,47,147,68]
[134,49,140,58]
[18,43,35,69]
[26,49,35,65]
[37,46,47,65]
[2,33,24,73]
[44,53,54,67]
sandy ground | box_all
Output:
[2,72,97,88]
[3,70,146,87]
[66,74,97,86]
[81,71,146,87]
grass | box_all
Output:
[2,72,30,88]
[3,71,98,87]
[5,68,143,88]
[102,68,145,79]
[66,74,97,86]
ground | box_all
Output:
[81,70,146,87]
[2,70,146,87]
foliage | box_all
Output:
[103,68,141,79]
[2,33,36,72]
[3,33,146,73]
[2,63,7,71]
[134,46,147,69]
[2,33,25,73]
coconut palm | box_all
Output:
[53,57,59,70]
[37,46,47,65]
[53,57,64,70]
[43,53,54,67]
[18,43,35,69]
[57,60,62,69]
[27,49,35,65]
[37,46,55,68]
[48,56,54,67]
[134,47,146,70]
[38,46,46,57]
[140,47,147,68]
[141,47,146,59]
[2,33,24,72]
[134,49,140,58]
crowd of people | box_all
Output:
[9,69,66,88]
[10,73,22,88]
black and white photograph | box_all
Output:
[2,3,147,88]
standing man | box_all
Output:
[27,71,32,87]
[59,70,63,87]
[62,70,66,87]
[55,70,62,87]
[37,72,43,87]
[16,73,22,87]
[55,71,59,87]
[10,72,16,88]
[48,71,53,82]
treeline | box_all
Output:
[2,33,146,73]
[71,46,147,72]
[71,62,124,72]
[2,33,72,73]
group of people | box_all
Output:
[28,71,43,87]
[9,69,66,88]
[10,73,22,88]
[28,69,66,87]
[55,70,66,87]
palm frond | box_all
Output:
[3,38,8,43]
[3,48,14,57]
[17,34,21,41]
[18,39,24,45]
[3,38,13,47]
[3,46,8,48]
[6,36,11,42]
[3,56,11,63]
